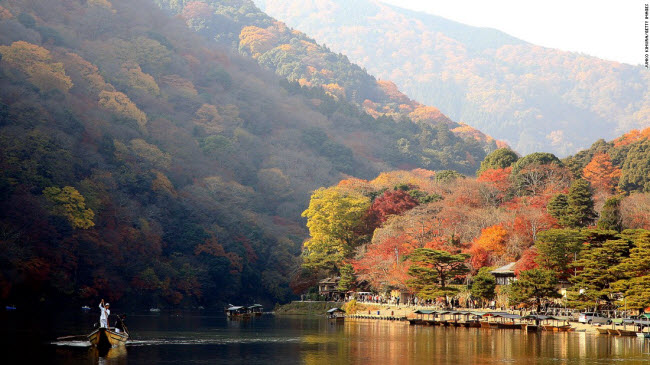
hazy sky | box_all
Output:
[380,0,646,66]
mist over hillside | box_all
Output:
[255,0,650,156]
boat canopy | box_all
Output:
[413,309,437,315]
[481,312,511,317]
[522,314,558,321]
[491,313,522,320]
[327,307,345,313]
[226,306,245,311]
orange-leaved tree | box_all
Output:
[582,152,621,193]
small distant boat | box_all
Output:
[225,305,250,318]
[249,304,264,317]
[149,308,161,312]
[5,305,16,311]
[198,306,205,310]
[81,306,91,311]
[326,307,345,322]
[87,327,129,348]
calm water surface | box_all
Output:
[3,311,650,364]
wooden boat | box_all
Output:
[497,322,520,330]
[596,328,610,335]
[617,329,637,336]
[541,325,564,332]
[225,306,250,319]
[521,324,539,332]
[408,319,424,325]
[249,304,264,317]
[326,307,345,322]
[87,327,128,348]
[606,329,618,335]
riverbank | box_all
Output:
[279,301,640,334]
[274,301,343,315]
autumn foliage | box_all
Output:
[582,153,621,193]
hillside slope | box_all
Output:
[0,0,493,307]
[255,0,650,156]
[153,0,504,156]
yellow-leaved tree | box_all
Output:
[98,90,147,130]
[301,187,371,273]
[238,26,278,58]
[43,186,95,229]
[0,41,73,93]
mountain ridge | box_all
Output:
[255,0,650,156]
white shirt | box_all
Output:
[100,304,110,320]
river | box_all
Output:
[3,311,650,364]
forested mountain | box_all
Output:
[255,0,650,156]
[153,0,504,153]
[0,0,492,308]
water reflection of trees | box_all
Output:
[301,319,650,364]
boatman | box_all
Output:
[99,299,110,328]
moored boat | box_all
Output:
[225,305,250,318]
[497,322,520,330]
[617,329,637,336]
[596,328,609,335]
[87,327,128,348]
[327,307,345,322]
[249,304,264,316]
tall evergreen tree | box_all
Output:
[611,232,650,311]
[508,269,561,312]
[568,239,631,309]
[547,193,569,226]
[618,139,650,193]
[597,196,623,232]
[535,229,584,281]
[470,267,496,305]
[407,248,469,305]
[566,179,597,228]
[338,263,356,291]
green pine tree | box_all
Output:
[597,196,623,232]
[566,179,597,228]
[470,267,496,305]
[407,248,469,305]
[338,263,356,291]
[535,229,584,281]
[568,238,631,309]
[508,269,561,312]
[547,193,569,226]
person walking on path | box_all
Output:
[99,299,110,328]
